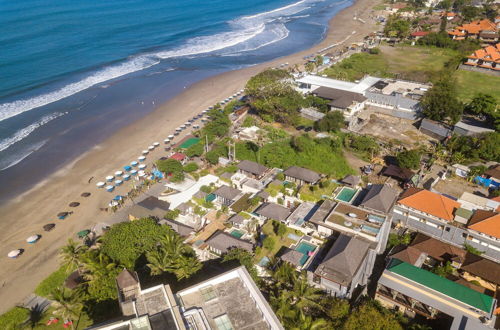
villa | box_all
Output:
[448,19,497,42]
[464,43,500,72]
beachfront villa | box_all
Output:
[92,266,283,330]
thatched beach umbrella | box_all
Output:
[81,192,91,197]
[57,212,69,219]
[69,202,80,207]
[43,223,56,232]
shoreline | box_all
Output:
[0,0,381,314]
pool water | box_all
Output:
[336,187,357,203]
[295,242,316,266]
[230,230,244,239]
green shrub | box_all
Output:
[0,307,29,329]
[35,266,72,298]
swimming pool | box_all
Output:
[295,242,316,266]
[336,187,357,203]
[230,230,244,239]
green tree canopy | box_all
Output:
[466,93,497,117]
[384,15,411,38]
[421,74,463,124]
[185,143,204,158]
[314,111,345,132]
[222,248,259,283]
[396,149,421,170]
[183,162,199,173]
[101,218,174,268]
[157,158,183,175]
[343,300,403,330]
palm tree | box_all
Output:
[272,262,297,289]
[59,239,87,273]
[21,305,47,329]
[291,275,324,311]
[270,291,298,326]
[80,249,117,283]
[172,255,202,280]
[146,247,173,276]
[50,287,83,330]
[290,311,329,330]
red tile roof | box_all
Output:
[169,152,186,161]
[468,211,500,239]
[411,31,430,37]
[398,189,460,221]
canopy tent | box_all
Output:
[43,223,56,231]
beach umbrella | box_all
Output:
[130,161,138,167]
[81,192,91,197]
[115,171,123,176]
[168,134,174,139]
[142,150,149,155]
[123,165,132,172]
[148,145,154,151]
[130,169,138,175]
[57,212,69,219]
[138,170,146,177]
[69,202,80,207]
[123,174,131,181]
[43,223,56,232]
[113,195,123,201]
[96,182,105,188]
[115,179,123,186]
[153,142,160,147]
[26,235,40,244]
[164,139,170,144]
[138,164,146,170]
[106,185,114,192]
[8,250,22,258]
[138,156,146,162]
[105,175,114,182]
[77,230,90,239]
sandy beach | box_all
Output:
[0,0,380,313]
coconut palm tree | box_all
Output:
[291,275,324,311]
[59,239,87,273]
[21,305,47,329]
[50,286,83,330]
[146,247,173,276]
[80,249,117,283]
[290,311,329,330]
[172,255,202,280]
[271,262,298,290]
[270,291,298,326]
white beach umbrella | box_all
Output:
[164,139,170,144]
[115,171,123,176]
[96,181,105,188]
[138,164,147,169]
[148,145,155,151]
[106,185,114,192]
[8,250,21,258]
[115,179,123,185]
[142,150,149,155]
[26,235,39,244]
[138,156,146,161]
[130,169,138,175]
[184,122,190,126]
[168,134,174,139]
[106,175,114,182]
[153,142,160,147]
[130,161,138,166]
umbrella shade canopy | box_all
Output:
[124,165,132,171]
[57,212,69,219]
[105,176,114,181]
[113,195,123,201]
[77,230,90,238]
[153,142,160,147]
[69,202,80,207]
[43,223,56,231]
[96,182,105,188]
[26,235,40,243]
[142,150,149,155]
[8,250,22,258]
[115,171,123,176]
[148,145,154,150]
[130,170,138,175]
[130,161,138,166]
[106,185,114,192]
[138,156,146,161]
[123,174,131,181]
[138,164,146,169]
[81,192,91,197]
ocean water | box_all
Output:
[0,0,351,202]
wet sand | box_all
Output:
[0,0,381,313]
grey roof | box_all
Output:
[137,196,170,211]
[220,172,234,180]
[175,202,191,214]
[309,200,336,224]
[341,175,360,186]
[213,185,242,201]
[300,107,326,120]
[205,231,253,254]
[454,120,495,135]
[420,118,451,138]
[193,190,208,199]
[287,201,317,226]
[365,91,420,111]
[160,219,194,237]
[242,178,264,190]
[278,247,304,267]
[360,184,398,214]
[237,160,269,176]
[255,203,292,221]
[313,87,367,109]
[116,269,139,288]
[229,214,246,225]
[315,234,370,285]
[283,166,321,183]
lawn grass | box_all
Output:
[0,307,29,329]
[454,70,500,102]
[254,221,302,262]
[323,45,460,83]
[34,265,73,298]
[373,3,387,10]
[299,182,338,202]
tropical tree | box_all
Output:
[172,255,203,280]
[80,249,121,301]
[396,149,421,170]
[291,312,329,330]
[421,74,463,124]
[271,262,297,289]
[223,248,259,283]
[22,306,47,329]
[59,239,87,273]
[291,275,324,311]
[50,287,83,330]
